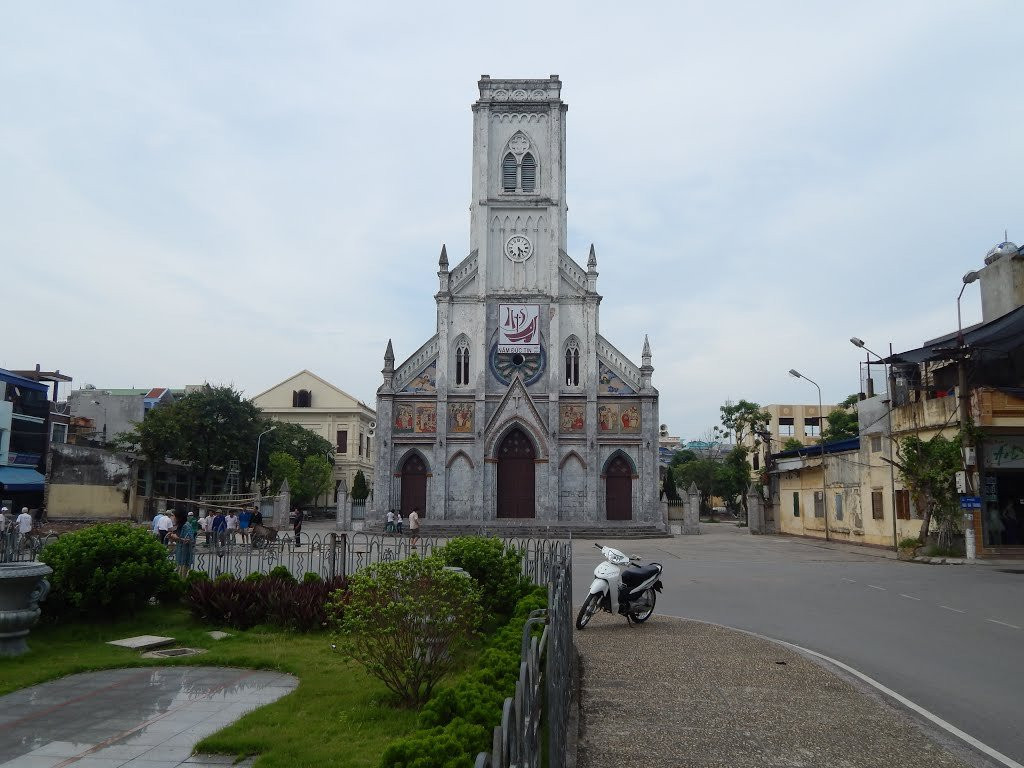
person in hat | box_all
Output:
[167,510,197,577]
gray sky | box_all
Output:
[3,2,1022,439]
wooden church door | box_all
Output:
[496,428,536,518]
[400,453,427,517]
[605,455,633,520]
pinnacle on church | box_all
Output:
[587,244,597,271]
[384,339,395,367]
[643,334,652,359]
[439,244,449,270]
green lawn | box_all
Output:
[0,606,418,768]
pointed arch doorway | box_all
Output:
[400,453,427,516]
[605,454,633,520]
[496,428,536,518]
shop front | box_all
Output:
[981,436,1024,553]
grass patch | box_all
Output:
[1,605,418,767]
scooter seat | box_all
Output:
[621,564,660,588]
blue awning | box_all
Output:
[0,466,45,491]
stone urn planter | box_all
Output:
[0,562,52,656]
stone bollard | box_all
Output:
[0,562,52,656]
[747,486,763,534]
[683,482,701,535]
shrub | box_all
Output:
[187,574,347,631]
[39,523,178,620]
[434,537,529,622]
[898,537,920,549]
[384,583,549,767]
[268,565,297,583]
[302,571,322,584]
[186,570,211,587]
[332,556,481,708]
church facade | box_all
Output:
[372,75,660,526]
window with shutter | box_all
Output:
[793,492,800,517]
[521,153,536,192]
[337,430,348,453]
[872,489,885,520]
[502,153,517,192]
[895,489,911,519]
[813,490,824,518]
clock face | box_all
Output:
[505,235,533,263]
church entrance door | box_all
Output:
[605,455,632,520]
[400,453,427,517]
[496,428,536,518]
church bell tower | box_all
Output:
[469,75,568,296]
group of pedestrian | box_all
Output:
[0,506,35,557]
[384,507,420,545]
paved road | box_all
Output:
[572,526,1024,767]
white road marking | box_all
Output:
[866,584,886,591]
[663,615,1024,768]
[779,641,1024,768]
[986,619,1021,630]
[899,594,921,601]
[941,605,966,614]
[841,578,857,583]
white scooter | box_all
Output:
[576,543,663,629]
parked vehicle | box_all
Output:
[575,543,663,629]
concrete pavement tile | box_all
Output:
[0,756,69,768]
[23,741,96,757]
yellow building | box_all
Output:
[252,370,376,502]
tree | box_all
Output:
[716,400,770,445]
[114,385,265,495]
[351,470,370,501]
[893,433,962,545]
[822,394,860,443]
[332,556,482,708]
[782,437,804,451]
[264,421,334,467]
[268,451,301,497]
[299,455,333,506]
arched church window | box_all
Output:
[456,341,471,386]
[564,339,580,386]
[502,153,517,192]
[520,153,536,192]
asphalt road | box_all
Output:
[572,525,1024,767]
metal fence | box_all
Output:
[475,540,574,768]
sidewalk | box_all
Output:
[574,614,974,768]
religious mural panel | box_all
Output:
[598,404,618,432]
[394,404,415,433]
[415,403,437,433]
[402,361,437,394]
[448,402,474,433]
[559,403,585,433]
[598,362,636,395]
[619,404,641,433]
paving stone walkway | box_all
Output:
[0,666,297,768]
[575,614,978,768]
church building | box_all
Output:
[372,75,660,526]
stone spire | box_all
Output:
[380,339,395,392]
[437,244,451,295]
[586,244,598,292]
[640,334,654,391]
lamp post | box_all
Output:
[789,369,829,541]
[851,337,899,551]
[253,426,276,493]
[956,270,981,560]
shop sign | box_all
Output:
[985,437,1024,469]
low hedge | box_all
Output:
[185,570,347,631]
[379,585,548,768]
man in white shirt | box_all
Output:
[156,510,175,544]
[225,510,239,545]
[15,507,33,554]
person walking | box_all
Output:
[168,510,197,578]
[385,509,395,534]
[408,507,420,547]
[225,509,239,546]
[156,510,175,545]
[238,506,252,546]
[211,508,227,555]
[16,507,33,555]
[289,507,304,547]
[394,510,403,536]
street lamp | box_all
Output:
[956,270,981,560]
[957,270,981,346]
[789,369,829,541]
[253,425,277,493]
[851,337,899,551]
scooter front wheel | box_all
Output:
[575,592,602,630]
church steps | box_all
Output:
[360,521,672,540]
